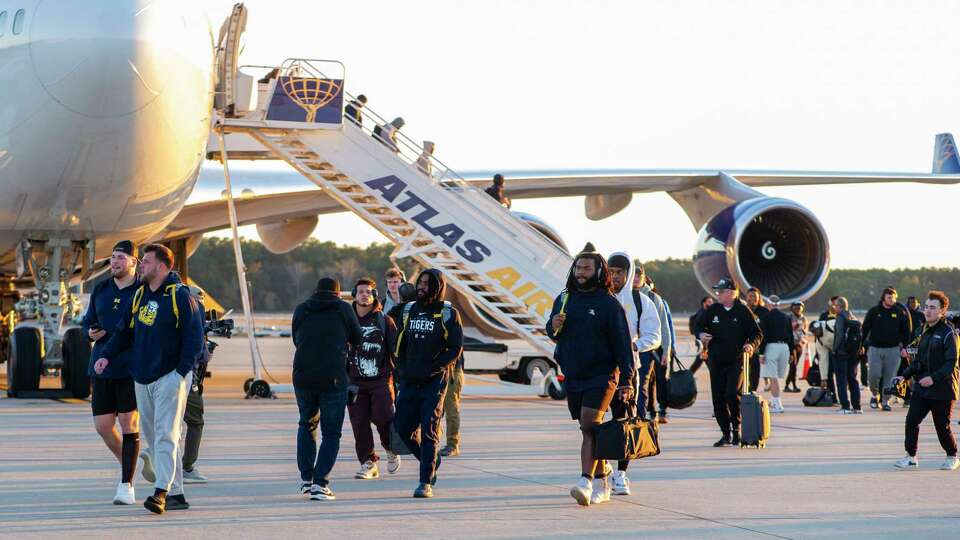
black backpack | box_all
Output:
[631,289,645,328]
[842,318,862,355]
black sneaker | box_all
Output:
[731,431,741,446]
[713,435,731,447]
[166,494,189,511]
[144,494,166,515]
[439,446,459,457]
[870,397,878,409]
[413,483,434,498]
[882,404,893,412]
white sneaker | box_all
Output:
[309,484,335,500]
[570,476,593,506]
[771,404,785,414]
[139,451,155,483]
[589,476,611,505]
[611,470,631,496]
[354,460,379,480]
[386,451,401,474]
[837,408,853,415]
[183,467,209,484]
[894,455,919,470]
[940,456,960,471]
[112,482,135,505]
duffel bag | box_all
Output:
[666,354,697,410]
[594,415,661,461]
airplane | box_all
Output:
[1,0,958,398]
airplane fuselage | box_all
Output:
[0,0,216,273]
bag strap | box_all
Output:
[670,352,687,373]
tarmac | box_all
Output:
[1,337,959,539]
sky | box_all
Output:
[200,0,960,269]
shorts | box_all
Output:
[566,379,618,420]
[91,377,137,416]
[760,343,790,379]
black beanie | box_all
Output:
[316,277,341,294]
[112,240,135,257]
[608,254,630,271]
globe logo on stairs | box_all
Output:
[281,77,343,123]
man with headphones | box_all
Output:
[347,278,401,480]
[382,268,407,314]
[546,252,635,506]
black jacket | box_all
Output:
[759,309,795,353]
[901,319,959,401]
[832,310,858,355]
[694,300,763,364]
[861,302,912,349]
[291,291,363,390]
[394,270,464,383]
[546,287,634,388]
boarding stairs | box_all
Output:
[213,59,572,358]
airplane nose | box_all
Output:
[29,1,189,118]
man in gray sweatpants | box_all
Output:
[861,287,913,411]
[96,244,203,515]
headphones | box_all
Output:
[352,280,378,301]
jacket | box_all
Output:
[609,251,660,354]
[394,270,464,383]
[832,310,857,355]
[638,284,672,361]
[99,273,204,385]
[862,302,912,349]
[82,276,140,379]
[901,318,959,400]
[348,303,397,383]
[694,300,763,364]
[546,287,635,389]
[759,308,795,353]
[292,291,363,390]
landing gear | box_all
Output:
[7,327,42,397]
[60,327,91,399]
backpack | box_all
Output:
[631,290,644,332]
[842,318,862,355]
[394,301,453,356]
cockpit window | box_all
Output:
[0,12,7,37]
[12,9,25,35]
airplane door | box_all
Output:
[214,3,247,114]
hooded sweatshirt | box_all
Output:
[638,283,672,361]
[348,301,398,384]
[82,275,140,379]
[99,272,204,385]
[292,290,363,390]
[609,251,661,355]
[394,269,464,383]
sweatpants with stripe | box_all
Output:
[136,370,191,496]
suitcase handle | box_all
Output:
[743,351,750,397]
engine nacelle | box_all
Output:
[256,216,318,254]
[693,198,830,303]
[454,211,568,338]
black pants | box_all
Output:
[394,376,447,485]
[834,353,861,410]
[905,396,957,457]
[183,386,204,471]
[748,354,761,392]
[646,358,668,416]
[784,347,799,388]
[708,359,743,435]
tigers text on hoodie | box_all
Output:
[100,273,204,385]
[394,270,464,383]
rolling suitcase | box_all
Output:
[739,352,771,448]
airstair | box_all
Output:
[213,59,572,361]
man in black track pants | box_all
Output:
[695,278,762,447]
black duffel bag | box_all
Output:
[665,354,697,410]
[594,406,661,461]
[805,361,823,387]
[802,386,835,407]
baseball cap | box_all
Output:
[112,240,136,257]
[712,278,737,291]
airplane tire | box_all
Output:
[61,328,91,399]
[7,327,42,397]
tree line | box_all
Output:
[189,238,960,313]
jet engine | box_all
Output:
[693,197,829,304]
[256,216,318,254]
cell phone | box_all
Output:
[90,323,102,332]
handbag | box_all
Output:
[805,361,822,387]
[665,354,697,410]
[594,402,661,461]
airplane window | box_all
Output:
[12,9,24,35]
[0,12,7,37]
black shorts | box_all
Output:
[566,379,618,420]
[91,377,137,416]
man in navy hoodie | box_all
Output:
[95,244,203,515]
[546,252,635,507]
[393,269,464,499]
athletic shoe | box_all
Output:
[439,445,460,457]
[894,455,919,470]
[183,467,208,484]
[940,456,960,471]
[309,484,335,501]
[386,451,401,474]
[413,483,434,498]
[882,404,893,412]
[570,477,592,506]
[838,408,853,414]
[731,431,741,446]
[113,482,135,505]
[299,482,311,494]
[165,494,189,510]
[770,404,785,414]
[869,397,878,409]
[852,409,864,415]
[143,494,165,514]
[611,470,631,496]
[140,451,155,483]
[713,435,731,447]
[354,460,379,480]
[589,476,611,505]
